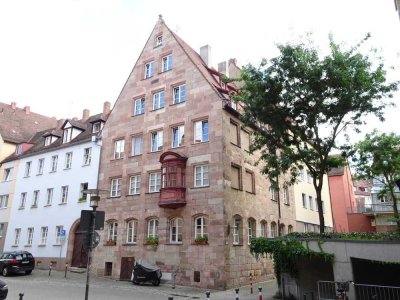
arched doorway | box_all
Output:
[70,221,88,268]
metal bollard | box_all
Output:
[19,293,24,300]
[65,262,68,278]
[48,262,52,276]
[249,273,253,294]
[235,288,239,300]
[258,287,263,300]
[172,273,176,289]
[205,290,210,300]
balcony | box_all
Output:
[159,187,186,208]
[358,203,400,215]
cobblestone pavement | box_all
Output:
[3,269,278,300]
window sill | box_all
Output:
[284,203,290,206]
[110,157,124,161]
[192,141,209,145]
[132,113,145,117]
[230,142,241,148]
[78,200,87,203]
[231,187,242,191]
[82,164,91,167]
[18,207,25,210]
[245,191,256,195]
[63,168,71,171]
[36,173,43,176]
[145,192,160,194]
[0,207,7,210]
[190,185,210,190]
[159,69,172,74]
[24,245,32,247]
[170,101,186,107]
[24,176,31,178]
[107,196,121,199]
[169,145,185,150]
[150,107,166,112]
[129,154,143,158]
[11,245,18,248]
[149,150,162,154]
[31,205,38,209]
[49,171,57,174]
[44,204,52,207]
[143,76,154,81]
[122,243,137,246]
[126,194,140,197]
[233,243,243,247]
[271,199,278,202]
[38,244,46,247]
[166,242,183,246]
[53,244,62,247]
[58,203,67,206]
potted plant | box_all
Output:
[105,239,116,246]
[145,236,159,250]
[194,235,208,245]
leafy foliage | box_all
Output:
[286,231,400,241]
[234,34,398,233]
[352,131,400,233]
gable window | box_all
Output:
[126,219,138,244]
[161,55,173,72]
[61,186,68,204]
[25,162,31,177]
[194,120,208,143]
[173,84,186,104]
[27,227,34,245]
[51,156,58,172]
[32,190,40,207]
[147,219,159,238]
[65,152,73,169]
[194,216,208,240]
[144,61,154,79]
[150,130,163,152]
[302,193,307,209]
[46,188,53,206]
[134,98,146,116]
[110,178,122,197]
[40,227,48,245]
[44,136,51,146]
[231,164,241,190]
[114,140,125,159]
[19,193,27,209]
[194,165,209,187]
[248,218,256,244]
[172,125,184,148]
[131,135,143,156]
[80,183,88,201]
[230,121,240,146]
[244,170,255,194]
[149,172,161,193]
[63,128,72,143]
[170,218,183,243]
[92,122,101,133]
[55,226,64,244]
[37,158,45,175]
[83,148,92,165]
[0,195,8,208]
[155,35,162,47]
[16,144,22,155]
[283,187,290,205]
[14,228,21,245]
[4,168,12,181]
[107,221,118,242]
[153,91,165,110]
[232,216,242,245]
[129,175,141,195]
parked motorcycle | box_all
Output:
[131,260,162,286]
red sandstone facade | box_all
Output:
[92,17,296,289]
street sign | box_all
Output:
[80,210,105,231]
[60,230,66,237]
[83,231,101,249]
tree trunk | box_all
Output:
[389,187,400,234]
[315,177,326,234]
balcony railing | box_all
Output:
[351,202,400,214]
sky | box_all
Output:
[0,0,399,142]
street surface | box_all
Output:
[3,269,278,300]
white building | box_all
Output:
[2,103,109,270]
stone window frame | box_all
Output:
[168,217,183,244]
[232,215,243,246]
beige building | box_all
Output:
[92,17,296,289]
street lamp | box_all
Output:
[82,189,106,300]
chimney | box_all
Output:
[228,58,241,79]
[82,109,90,121]
[24,106,30,115]
[11,102,16,110]
[218,61,228,77]
[200,45,211,67]
[103,101,111,115]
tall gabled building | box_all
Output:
[93,17,296,289]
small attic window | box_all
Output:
[15,144,22,155]
[92,122,101,133]
[155,35,162,47]
[63,128,72,143]
[44,136,52,146]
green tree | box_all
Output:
[352,131,400,233]
[234,35,398,233]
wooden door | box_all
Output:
[71,226,88,268]
[120,257,135,280]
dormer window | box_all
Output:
[15,145,22,155]
[63,128,72,143]
[44,136,51,146]
[93,122,101,133]
[156,35,162,47]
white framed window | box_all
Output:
[194,120,208,143]
[270,222,277,238]
[80,183,88,201]
[150,130,163,152]
[92,122,101,133]
[155,35,162,47]
[260,221,267,238]
[153,91,165,110]
[0,195,8,208]
[114,140,125,159]
[61,186,68,204]
[302,193,307,208]
[27,227,34,245]
[83,147,92,165]
[25,162,31,177]
[233,217,242,245]
[46,188,53,206]
[55,226,63,244]
[51,156,58,172]
[44,136,51,146]
[19,193,27,208]
[172,125,184,148]
[107,221,118,242]
[194,165,209,187]
[309,196,314,210]
[170,218,183,243]
[3,168,12,181]
[161,55,172,72]
[110,178,122,197]
[283,187,290,205]
[173,84,186,104]
[147,219,158,238]
[144,61,154,79]
[63,128,72,143]
[149,172,161,193]
[32,190,40,207]
[270,187,279,201]
[134,98,146,115]
[16,144,22,155]
[194,216,208,240]
[14,228,21,245]
[40,227,48,245]
[65,152,73,169]
[248,219,256,244]
[126,220,138,244]
[131,135,143,156]
[37,158,45,175]
[129,175,141,195]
